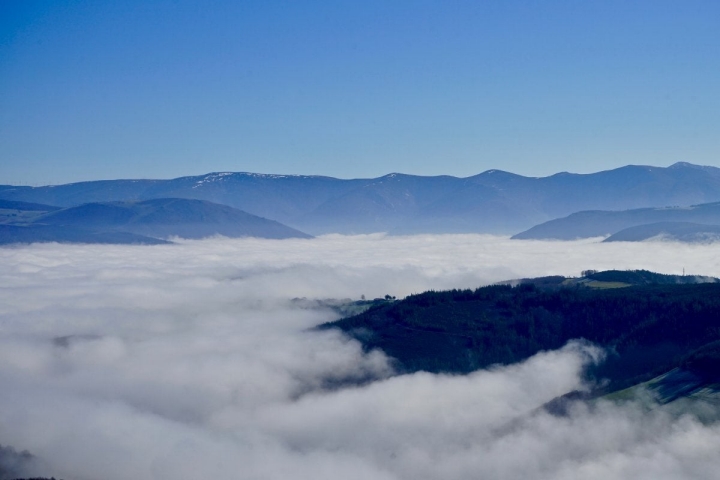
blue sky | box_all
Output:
[1,0,719,184]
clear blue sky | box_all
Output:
[1,0,719,184]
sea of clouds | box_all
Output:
[1,234,720,480]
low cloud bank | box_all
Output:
[1,235,719,479]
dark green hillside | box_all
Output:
[322,272,720,392]
[584,269,715,285]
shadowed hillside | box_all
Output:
[322,270,720,393]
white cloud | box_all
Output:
[0,235,718,479]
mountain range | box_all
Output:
[4,162,720,235]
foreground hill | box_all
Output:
[1,198,311,245]
[321,270,720,393]
[512,200,720,240]
[4,162,720,234]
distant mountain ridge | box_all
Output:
[0,198,310,245]
[3,162,720,234]
[0,224,170,246]
[0,199,62,212]
[605,222,720,243]
[513,201,720,240]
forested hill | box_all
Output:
[321,270,720,393]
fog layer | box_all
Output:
[1,235,719,480]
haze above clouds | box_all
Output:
[1,235,720,479]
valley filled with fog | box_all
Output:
[2,234,720,480]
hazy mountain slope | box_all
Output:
[298,174,466,234]
[0,199,62,226]
[0,174,367,226]
[473,163,720,218]
[36,202,138,227]
[34,198,312,240]
[604,222,720,243]
[140,173,369,224]
[296,174,545,234]
[409,182,547,234]
[513,201,720,240]
[5,162,720,234]
[0,180,163,207]
[0,224,169,245]
[0,199,61,212]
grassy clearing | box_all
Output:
[585,280,632,289]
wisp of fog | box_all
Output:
[1,234,719,480]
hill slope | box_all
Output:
[0,198,311,245]
[31,198,312,240]
[322,270,720,393]
[0,224,169,245]
[513,201,720,240]
[0,199,60,225]
[604,222,720,243]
